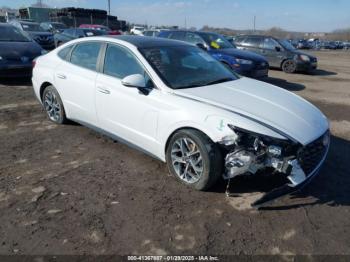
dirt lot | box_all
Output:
[0,50,349,256]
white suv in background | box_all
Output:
[130,26,145,35]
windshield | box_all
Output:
[52,23,67,30]
[0,26,31,42]
[140,45,239,89]
[198,32,235,49]
[21,23,44,32]
[278,39,296,50]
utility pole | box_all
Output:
[107,0,111,27]
[185,16,187,29]
[253,15,256,32]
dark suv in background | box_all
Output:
[9,20,55,50]
[159,30,269,78]
[234,35,317,73]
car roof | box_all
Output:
[105,35,191,48]
[236,34,275,39]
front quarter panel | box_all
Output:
[158,93,287,160]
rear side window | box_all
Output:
[57,45,73,61]
[70,42,101,71]
[185,32,205,45]
[168,31,185,41]
[103,44,144,79]
[243,37,262,47]
[234,36,246,45]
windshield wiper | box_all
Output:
[205,77,234,86]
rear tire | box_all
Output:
[42,85,68,124]
[282,59,297,73]
[166,129,223,191]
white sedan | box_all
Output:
[32,36,330,207]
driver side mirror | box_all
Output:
[196,43,208,51]
[121,74,150,95]
[275,46,281,52]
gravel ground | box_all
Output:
[0,50,349,256]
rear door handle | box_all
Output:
[57,73,66,79]
[97,86,110,94]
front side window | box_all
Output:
[262,38,281,50]
[104,44,145,79]
[70,42,101,71]
[140,45,238,89]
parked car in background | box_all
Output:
[142,30,160,37]
[54,28,107,47]
[40,22,68,33]
[130,26,145,35]
[79,24,121,35]
[159,30,269,78]
[0,23,44,78]
[234,35,317,73]
[32,36,330,206]
[9,20,55,50]
[224,35,235,44]
[320,41,337,50]
[296,40,312,49]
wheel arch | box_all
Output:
[164,126,217,158]
[39,82,53,101]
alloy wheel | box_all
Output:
[43,90,61,122]
[170,137,203,184]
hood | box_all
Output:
[211,48,267,62]
[0,41,43,60]
[174,77,328,145]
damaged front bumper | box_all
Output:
[221,128,330,208]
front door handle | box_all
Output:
[57,73,66,79]
[97,86,110,94]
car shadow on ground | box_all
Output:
[262,77,305,91]
[302,69,337,76]
[210,135,350,210]
[0,77,32,86]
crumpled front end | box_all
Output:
[220,125,330,207]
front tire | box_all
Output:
[42,85,67,124]
[166,129,223,191]
[282,59,297,73]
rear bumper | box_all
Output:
[0,63,32,78]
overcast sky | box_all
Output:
[1,0,349,32]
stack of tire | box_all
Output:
[49,7,117,29]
